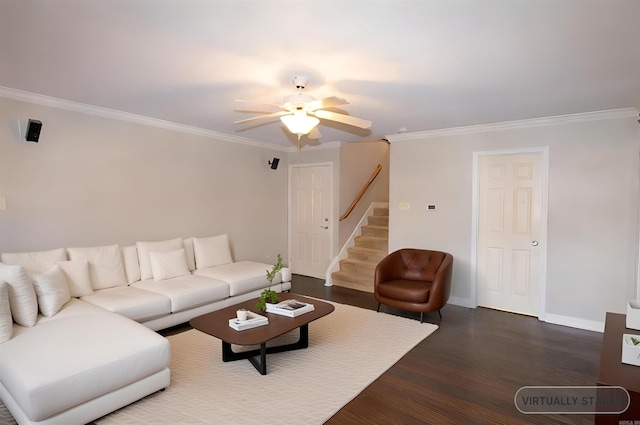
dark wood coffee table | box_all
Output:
[189,293,334,375]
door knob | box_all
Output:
[531,240,539,246]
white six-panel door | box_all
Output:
[289,164,332,278]
[477,152,543,316]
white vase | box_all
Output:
[280,267,292,282]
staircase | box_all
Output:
[331,205,389,293]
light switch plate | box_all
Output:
[399,202,410,211]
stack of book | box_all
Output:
[228,311,268,331]
[265,299,315,317]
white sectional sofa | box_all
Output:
[0,234,290,425]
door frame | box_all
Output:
[287,161,335,277]
[470,147,549,320]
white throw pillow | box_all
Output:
[57,260,93,297]
[1,248,67,277]
[193,234,233,269]
[136,238,183,280]
[0,262,38,327]
[149,249,190,281]
[0,282,12,343]
[67,245,127,290]
[121,245,141,284]
[32,265,71,317]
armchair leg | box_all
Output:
[376,303,381,312]
[438,310,442,320]
[420,312,424,323]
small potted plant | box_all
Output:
[256,254,284,311]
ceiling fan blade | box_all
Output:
[234,99,282,113]
[306,96,349,111]
[234,110,289,124]
[307,127,322,139]
[314,110,372,129]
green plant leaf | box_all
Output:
[631,337,640,346]
[256,289,278,311]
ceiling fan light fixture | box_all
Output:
[281,112,319,136]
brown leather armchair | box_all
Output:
[374,249,453,322]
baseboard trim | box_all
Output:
[543,313,604,333]
[447,296,475,309]
[447,297,605,332]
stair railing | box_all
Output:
[339,163,383,222]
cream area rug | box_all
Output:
[0,302,438,425]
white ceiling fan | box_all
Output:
[234,76,372,140]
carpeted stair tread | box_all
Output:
[339,257,378,273]
[367,215,389,226]
[373,206,389,216]
[347,246,388,262]
[361,225,389,238]
[354,235,388,250]
[331,270,375,293]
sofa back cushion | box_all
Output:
[0,262,38,327]
[1,248,67,277]
[149,249,190,281]
[67,245,127,290]
[136,238,183,281]
[121,245,141,284]
[56,260,94,297]
[193,234,233,269]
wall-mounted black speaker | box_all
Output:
[25,119,42,143]
[269,158,280,170]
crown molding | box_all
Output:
[0,86,298,152]
[386,108,640,143]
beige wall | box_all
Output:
[0,97,288,262]
[389,114,640,329]
[338,140,389,247]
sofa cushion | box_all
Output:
[136,238,183,281]
[80,286,172,322]
[121,245,141,284]
[1,248,67,277]
[133,275,229,313]
[0,282,12,343]
[149,249,190,281]
[193,234,233,269]
[0,299,170,422]
[67,245,127,290]
[32,265,71,317]
[0,263,38,327]
[57,259,93,297]
[192,260,278,296]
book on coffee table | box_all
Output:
[265,299,315,317]
[228,311,268,331]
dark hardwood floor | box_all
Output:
[290,275,603,425]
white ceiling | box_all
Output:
[1,0,639,148]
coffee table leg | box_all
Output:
[222,341,268,375]
[247,343,267,375]
[220,324,310,375]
